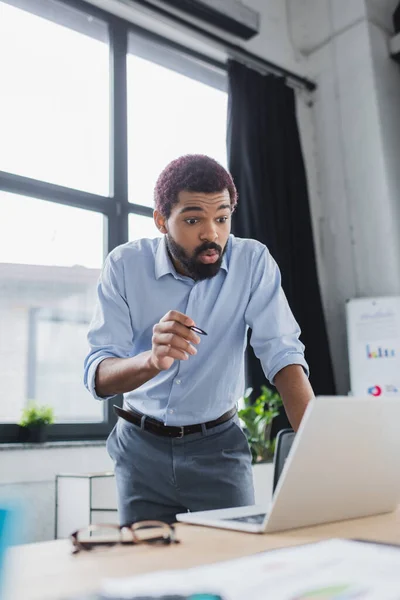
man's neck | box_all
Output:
[167,248,194,279]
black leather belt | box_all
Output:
[113,405,237,438]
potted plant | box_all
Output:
[238,385,283,463]
[238,385,283,504]
[18,401,55,443]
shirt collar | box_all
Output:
[155,236,229,280]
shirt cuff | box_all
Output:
[87,356,117,401]
[267,354,309,386]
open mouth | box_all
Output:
[198,249,220,264]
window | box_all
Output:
[0,0,110,195]
[126,33,227,247]
[129,214,161,241]
[0,0,227,442]
[30,309,102,423]
[0,193,104,424]
[127,34,228,209]
[0,193,104,269]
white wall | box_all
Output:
[288,0,400,393]
[241,0,307,74]
[0,443,113,543]
[369,20,400,256]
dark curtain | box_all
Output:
[227,60,335,430]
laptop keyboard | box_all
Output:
[223,513,266,524]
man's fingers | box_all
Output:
[154,321,201,345]
[160,310,194,327]
[153,333,197,355]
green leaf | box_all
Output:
[239,385,283,463]
[19,401,55,427]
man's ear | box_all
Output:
[154,210,168,233]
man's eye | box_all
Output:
[218,217,229,223]
[185,219,198,225]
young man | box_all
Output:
[84,154,314,525]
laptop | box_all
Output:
[176,396,400,533]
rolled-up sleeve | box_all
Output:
[84,251,134,401]
[244,246,309,385]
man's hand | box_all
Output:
[95,310,201,397]
[149,310,201,371]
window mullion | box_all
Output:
[109,18,129,251]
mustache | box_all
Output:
[194,242,222,257]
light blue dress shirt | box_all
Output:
[84,235,309,426]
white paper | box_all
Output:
[346,296,400,397]
[102,538,400,599]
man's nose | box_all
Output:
[200,224,218,242]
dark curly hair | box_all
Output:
[154,154,238,218]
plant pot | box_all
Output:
[18,425,48,443]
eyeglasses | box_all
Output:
[70,520,179,554]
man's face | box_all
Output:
[154,189,232,280]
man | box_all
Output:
[84,154,314,525]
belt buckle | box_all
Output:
[176,426,184,439]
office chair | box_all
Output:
[272,428,295,494]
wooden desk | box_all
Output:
[8,509,400,600]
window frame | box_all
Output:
[0,0,227,443]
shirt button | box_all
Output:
[175,379,181,385]
[168,409,174,414]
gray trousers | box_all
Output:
[106,412,255,525]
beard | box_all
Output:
[166,234,226,281]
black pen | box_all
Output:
[186,325,208,336]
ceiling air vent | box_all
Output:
[153,0,260,40]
